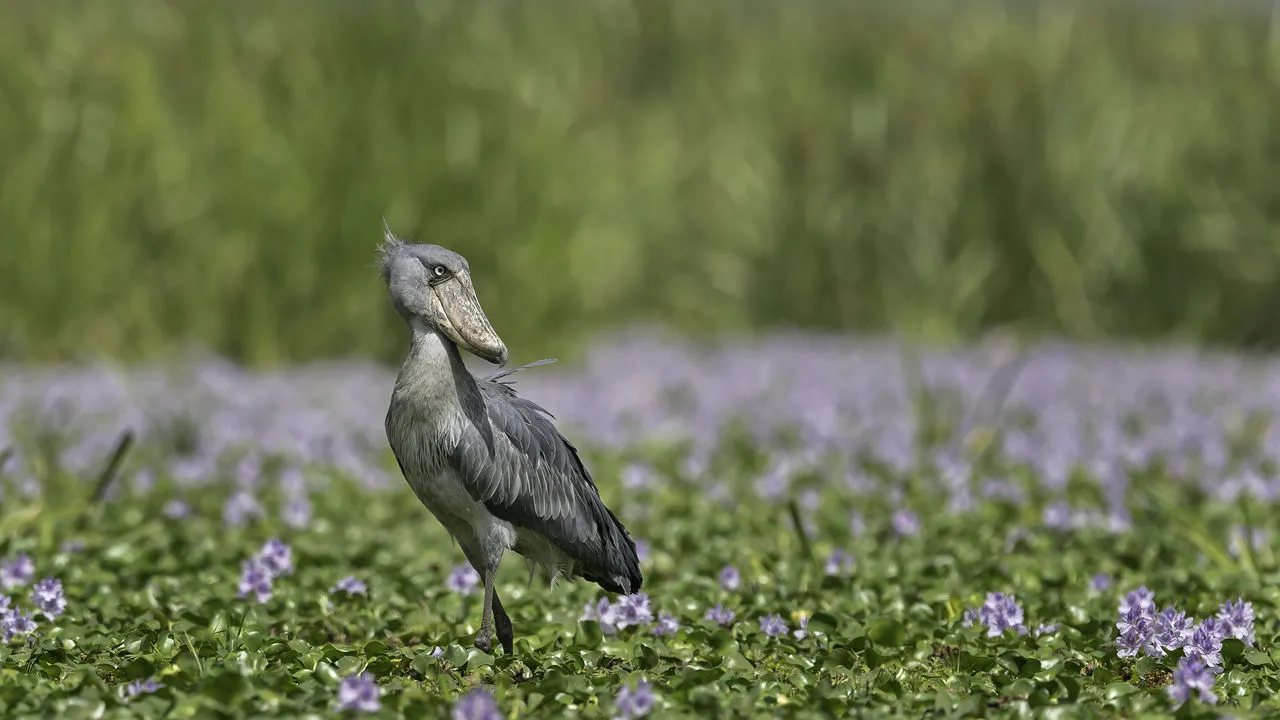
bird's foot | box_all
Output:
[475,629,494,654]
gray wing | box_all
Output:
[452,377,642,594]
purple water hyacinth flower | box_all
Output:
[17,475,40,499]
[1216,598,1255,646]
[335,672,380,713]
[613,593,654,630]
[1,602,36,644]
[1120,586,1155,616]
[581,597,618,634]
[1184,617,1226,668]
[59,539,84,554]
[234,456,261,489]
[754,466,789,501]
[237,558,274,604]
[961,608,979,628]
[718,565,741,591]
[1115,617,1155,658]
[222,490,264,526]
[976,593,1027,637]
[1104,507,1133,535]
[1228,525,1269,558]
[256,539,293,577]
[614,678,655,719]
[891,508,920,537]
[446,564,480,596]
[1090,573,1112,591]
[653,611,679,637]
[1117,605,1152,635]
[282,494,312,529]
[0,554,34,590]
[332,576,367,596]
[620,463,655,490]
[1034,623,1059,636]
[824,548,854,576]
[845,468,874,494]
[162,500,191,520]
[799,488,821,513]
[682,452,708,481]
[29,577,65,619]
[124,677,164,700]
[758,613,787,638]
[430,645,444,660]
[706,481,732,506]
[1168,656,1217,708]
[849,512,866,537]
[634,540,650,564]
[704,604,735,626]
[280,467,307,496]
[130,468,155,495]
[453,687,503,720]
[1151,606,1194,654]
[1043,500,1072,530]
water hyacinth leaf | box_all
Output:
[958,652,995,673]
[1221,638,1246,661]
[362,640,389,656]
[719,651,753,670]
[1244,649,1272,667]
[867,618,906,648]
[202,671,250,705]
[807,612,839,634]
[574,620,603,647]
[314,662,340,685]
[1103,682,1138,700]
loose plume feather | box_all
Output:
[377,218,405,282]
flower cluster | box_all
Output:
[124,677,164,701]
[237,538,293,604]
[1112,587,1257,708]
[962,592,1029,637]
[0,554,64,645]
[0,554,34,590]
[1169,657,1217,708]
[614,678,656,719]
[452,687,502,720]
[331,576,367,597]
[704,604,735,626]
[335,671,380,713]
[580,593,655,634]
[1114,586,1253,667]
[446,564,480,596]
[1,594,37,644]
[824,548,855,577]
[758,613,788,638]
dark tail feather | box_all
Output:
[586,506,643,595]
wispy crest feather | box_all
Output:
[378,218,405,281]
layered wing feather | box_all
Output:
[451,377,642,594]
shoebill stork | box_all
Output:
[378,224,642,654]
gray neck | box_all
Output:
[395,320,477,410]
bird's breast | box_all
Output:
[386,393,481,522]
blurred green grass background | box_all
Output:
[3,0,1280,365]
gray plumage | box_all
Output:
[378,224,642,654]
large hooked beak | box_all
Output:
[431,270,509,366]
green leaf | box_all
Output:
[867,618,905,648]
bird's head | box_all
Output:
[378,222,509,366]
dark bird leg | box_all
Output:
[492,591,514,654]
[476,570,496,653]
